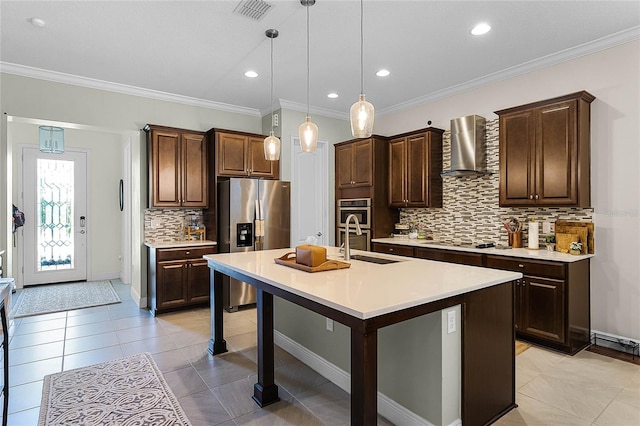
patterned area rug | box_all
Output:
[14,280,121,318]
[39,352,192,426]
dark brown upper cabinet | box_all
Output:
[495,91,595,207]
[335,138,374,189]
[388,128,444,208]
[146,124,208,208]
[214,129,279,179]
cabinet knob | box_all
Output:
[518,264,524,268]
[529,195,534,200]
[535,194,539,200]
[185,251,190,255]
[389,248,394,252]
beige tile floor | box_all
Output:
[5,280,640,425]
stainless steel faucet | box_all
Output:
[343,214,362,261]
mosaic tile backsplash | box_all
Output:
[400,119,594,247]
[144,208,203,242]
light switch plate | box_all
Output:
[542,221,551,234]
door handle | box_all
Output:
[79,230,85,234]
[316,232,322,237]
[80,216,86,227]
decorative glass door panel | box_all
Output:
[22,148,87,285]
[37,159,74,271]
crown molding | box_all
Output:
[378,26,640,117]
[0,62,262,117]
[275,99,349,121]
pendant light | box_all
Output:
[350,0,374,138]
[39,126,64,153]
[298,0,318,152]
[264,28,281,161]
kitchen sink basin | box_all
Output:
[349,254,400,264]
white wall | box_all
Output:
[376,40,640,341]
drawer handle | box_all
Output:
[185,251,190,255]
[389,248,394,252]
[518,264,524,268]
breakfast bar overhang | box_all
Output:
[205,247,522,426]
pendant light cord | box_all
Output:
[360,0,364,95]
[270,35,275,132]
[306,3,310,117]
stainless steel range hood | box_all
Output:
[441,115,487,177]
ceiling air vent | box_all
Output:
[233,0,273,21]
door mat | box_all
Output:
[14,280,121,318]
[39,352,192,426]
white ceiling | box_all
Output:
[1,1,639,119]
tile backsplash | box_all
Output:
[400,119,594,247]
[144,208,203,242]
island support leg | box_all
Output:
[208,270,228,355]
[253,289,280,407]
[351,328,377,426]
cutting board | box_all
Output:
[556,233,580,253]
[555,221,594,254]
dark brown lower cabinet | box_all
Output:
[372,241,590,354]
[148,245,216,315]
[485,255,589,354]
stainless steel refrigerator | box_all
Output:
[218,178,290,311]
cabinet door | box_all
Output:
[187,259,211,303]
[336,144,355,188]
[536,100,578,205]
[352,139,373,186]
[217,133,249,176]
[150,129,181,207]
[388,138,407,207]
[248,137,279,179]
[521,275,565,343]
[157,261,189,309]
[499,110,536,206]
[406,134,428,207]
[181,133,208,207]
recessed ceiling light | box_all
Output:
[30,17,46,27]
[376,69,390,77]
[244,70,258,78]
[327,93,339,99]
[471,23,491,36]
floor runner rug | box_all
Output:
[14,280,121,318]
[39,352,192,426]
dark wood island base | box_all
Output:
[206,259,517,426]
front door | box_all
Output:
[22,147,88,285]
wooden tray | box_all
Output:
[556,221,594,254]
[274,252,351,273]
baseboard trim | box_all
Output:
[274,331,460,426]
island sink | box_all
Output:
[350,254,400,264]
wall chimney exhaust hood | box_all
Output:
[441,115,487,177]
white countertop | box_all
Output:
[145,240,217,249]
[204,246,521,320]
[372,237,594,263]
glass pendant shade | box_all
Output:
[264,131,281,161]
[39,126,64,153]
[298,116,318,153]
[350,94,375,138]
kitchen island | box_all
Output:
[204,247,522,426]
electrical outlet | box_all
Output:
[447,310,456,334]
[542,221,551,234]
[326,318,334,332]
[273,113,279,127]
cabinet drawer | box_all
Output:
[157,246,216,261]
[485,255,565,279]
[371,243,415,257]
[415,248,484,266]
